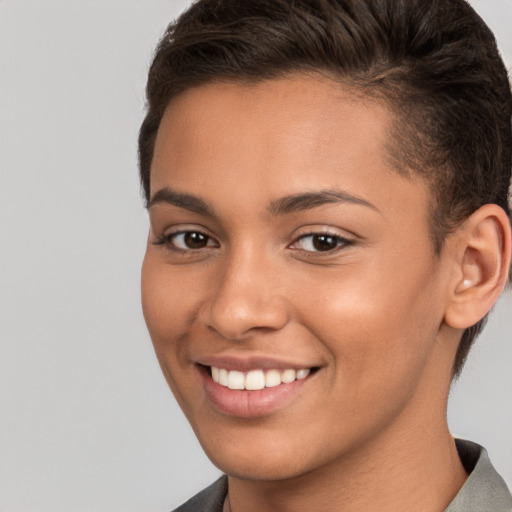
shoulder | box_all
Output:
[172,476,228,512]
[445,439,512,512]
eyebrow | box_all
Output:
[268,190,379,216]
[147,187,214,216]
[148,187,378,217]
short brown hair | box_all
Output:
[139,0,512,376]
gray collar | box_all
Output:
[444,439,512,511]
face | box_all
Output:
[142,76,455,482]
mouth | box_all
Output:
[198,363,319,417]
[210,366,311,390]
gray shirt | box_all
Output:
[446,439,511,511]
[173,439,512,512]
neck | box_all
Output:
[227,422,466,512]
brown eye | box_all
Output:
[167,231,216,250]
[311,234,339,251]
[292,233,350,253]
[183,232,209,249]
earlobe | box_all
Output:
[444,204,511,330]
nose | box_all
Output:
[201,250,289,341]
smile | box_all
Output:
[211,367,311,390]
[199,362,317,417]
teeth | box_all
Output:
[265,369,281,388]
[227,371,245,390]
[296,368,310,380]
[211,366,311,390]
[245,370,265,390]
[281,369,296,383]
[218,368,229,387]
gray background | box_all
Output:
[0,1,510,511]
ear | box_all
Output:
[444,204,511,330]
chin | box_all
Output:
[194,424,335,482]
[207,451,310,482]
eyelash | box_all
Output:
[153,230,218,252]
[290,232,353,254]
[153,230,353,255]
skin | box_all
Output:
[141,75,508,511]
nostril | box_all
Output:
[205,305,290,341]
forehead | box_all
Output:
[151,75,430,225]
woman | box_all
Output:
[139,1,512,510]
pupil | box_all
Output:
[185,232,208,249]
[313,235,337,251]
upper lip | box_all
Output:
[196,354,320,372]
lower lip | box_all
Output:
[199,366,312,418]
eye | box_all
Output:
[161,230,218,250]
[291,233,351,253]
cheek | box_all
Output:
[141,255,205,410]
[297,262,441,389]
[141,255,194,359]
